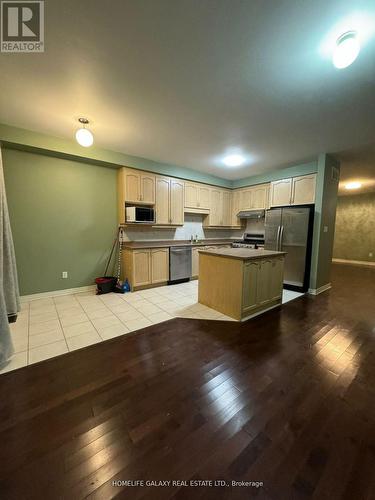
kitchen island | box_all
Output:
[198,248,286,321]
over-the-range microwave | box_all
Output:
[126,206,155,223]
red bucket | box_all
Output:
[95,276,117,294]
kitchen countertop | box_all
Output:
[122,239,235,249]
[199,248,286,260]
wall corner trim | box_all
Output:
[307,283,332,296]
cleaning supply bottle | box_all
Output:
[124,278,131,292]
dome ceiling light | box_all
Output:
[223,154,245,167]
[332,31,360,69]
[75,118,94,147]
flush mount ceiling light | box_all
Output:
[345,181,362,190]
[332,31,360,68]
[75,118,94,147]
[223,154,245,167]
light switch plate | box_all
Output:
[323,226,328,233]
[62,271,68,279]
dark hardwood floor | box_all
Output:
[1,263,375,499]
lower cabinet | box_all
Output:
[151,249,170,284]
[123,248,169,289]
[242,257,284,317]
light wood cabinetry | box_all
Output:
[140,174,156,204]
[118,167,156,223]
[270,174,316,207]
[124,170,140,204]
[118,167,315,226]
[151,249,169,284]
[270,178,293,207]
[132,250,152,287]
[155,176,184,225]
[123,247,169,290]
[198,251,285,320]
[170,179,184,225]
[209,188,222,226]
[205,188,232,227]
[222,191,232,226]
[242,261,260,315]
[240,188,252,211]
[184,182,210,211]
[192,244,233,278]
[231,190,241,227]
[291,174,316,205]
[155,176,170,225]
[251,185,269,209]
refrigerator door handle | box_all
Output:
[279,225,284,250]
[276,225,281,251]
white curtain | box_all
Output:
[0,145,19,366]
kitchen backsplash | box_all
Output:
[121,214,265,242]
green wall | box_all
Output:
[309,154,340,290]
[3,148,117,295]
[333,192,375,263]
[0,123,231,188]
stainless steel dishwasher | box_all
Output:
[169,246,192,284]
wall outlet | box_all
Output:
[323,226,328,233]
[62,271,68,279]
[369,252,373,258]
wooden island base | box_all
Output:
[198,248,286,321]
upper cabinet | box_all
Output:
[269,178,293,207]
[155,175,184,226]
[123,168,155,204]
[270,174,316,207]
[118,166,315,227]
[251,184,269,209]
[118,167,156,223]
[184,182,210,211]
[236,183,270,211]
[231,190,241,228]
[291,174,316,205]
[140,173,156,204]
[204,188,232,227]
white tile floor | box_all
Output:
[1,281,303,375]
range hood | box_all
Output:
[237,209,265,219]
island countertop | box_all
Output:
[199,248,286,260]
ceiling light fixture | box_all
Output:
[223,154,245,167]
[75,118,94,147]
[345,181,362,190]
[332,31,360,68]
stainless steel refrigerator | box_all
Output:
[264,206,314,292]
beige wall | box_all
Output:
[333,192,375,263]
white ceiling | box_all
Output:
[1,0,375,180]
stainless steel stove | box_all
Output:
[232,232,265,249]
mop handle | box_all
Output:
[103,228,119,276]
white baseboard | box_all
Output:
[20,285,96,302]
[333,258,375,268]
[308,283,331,296]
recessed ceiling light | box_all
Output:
[332,31,360,68]
[223,154,245,167]
[345,181,362,190]
[75,118,94,147]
